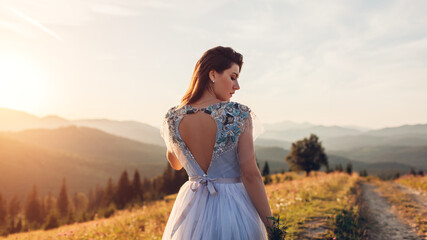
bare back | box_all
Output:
[178,110,217,173]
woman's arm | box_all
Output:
[167,150,183,170]
[238,122,273,229]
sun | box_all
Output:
[0,53,48,113]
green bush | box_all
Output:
[332,207,367,239]
[284,175,294,181]
[103,202,117,218]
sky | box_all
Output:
[1,0,426,130]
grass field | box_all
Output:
[394,174,427,192]
[3,171,366,240]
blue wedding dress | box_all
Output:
[160,101,268,240]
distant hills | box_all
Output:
[253,145,417,176]
[257,120,427,170]
[0,107,425,202]
[3,126,165,167]
[261,124,362,142]
[0,108,164,146]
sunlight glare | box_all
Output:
[0,54,48,112]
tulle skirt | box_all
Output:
[162,180,268,240]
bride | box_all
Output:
[160,46,273,239]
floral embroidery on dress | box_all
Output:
[162,101,252,164]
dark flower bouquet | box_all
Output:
[266,216,287,240]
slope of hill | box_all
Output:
[0,108,69,131]
[260,122,427,152]
[3,126,165,166]
[260,125,362,142]
[0,135,107,202]
[255,138,292,149]
[72,119,164,146]
[365,124,427,136]
[263,120,315,131]
[330,145,427,169]
[323,134,427,151]
[0,108,163,146]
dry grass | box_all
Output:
[265,171,361,239]
[394,174,427,192]
[2,171,361,240]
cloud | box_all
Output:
[89,3,140,16]
[2,5,63,40]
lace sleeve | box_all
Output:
[241,105,264,141]
[160,108,174,152]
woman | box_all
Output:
[160,46,273,239]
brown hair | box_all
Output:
[179,46,243,107]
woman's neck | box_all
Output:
[190,91,222,107]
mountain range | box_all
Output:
[0,107,425,202]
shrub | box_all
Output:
[266,216,287,240]
[331,207,367,239]
[44,213,59,230]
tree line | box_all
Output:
[0,163,188,236]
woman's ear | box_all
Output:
[209,69,216,81]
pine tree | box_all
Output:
[142,177,152,201]
[39,199,46,224]
[345,162,352,175]
[116,170,132,209]
[88,188,95,211]
[335,163,343,172]
[359,169,368,177]
[25,184,43,224]
[66,209,75,224]
[15,218,22,232]
[172,168,188,193]
[393,171,400,180]
[94,184,105,210]
[8,194,20,222]
[73,192,89,213]
[0,192,6,226]
[44,192,54,216]
[103,177,115,207]
[325,164,332,173]
[132,170,143,202]
[162,164,174,194]
[151,176,164,200]
[262,161,270,177]
[57,178,70,218]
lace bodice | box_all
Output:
[160,101,261,178]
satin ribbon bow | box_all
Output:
[189,174,218,196]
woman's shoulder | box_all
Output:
[225,101,252,112]
[163,101,252,118]
[163,105,178,119]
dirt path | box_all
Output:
[360,182,423,240]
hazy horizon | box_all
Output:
[2,106,426,131]
[1,0,426,130]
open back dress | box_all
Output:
[160,101,268,240]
